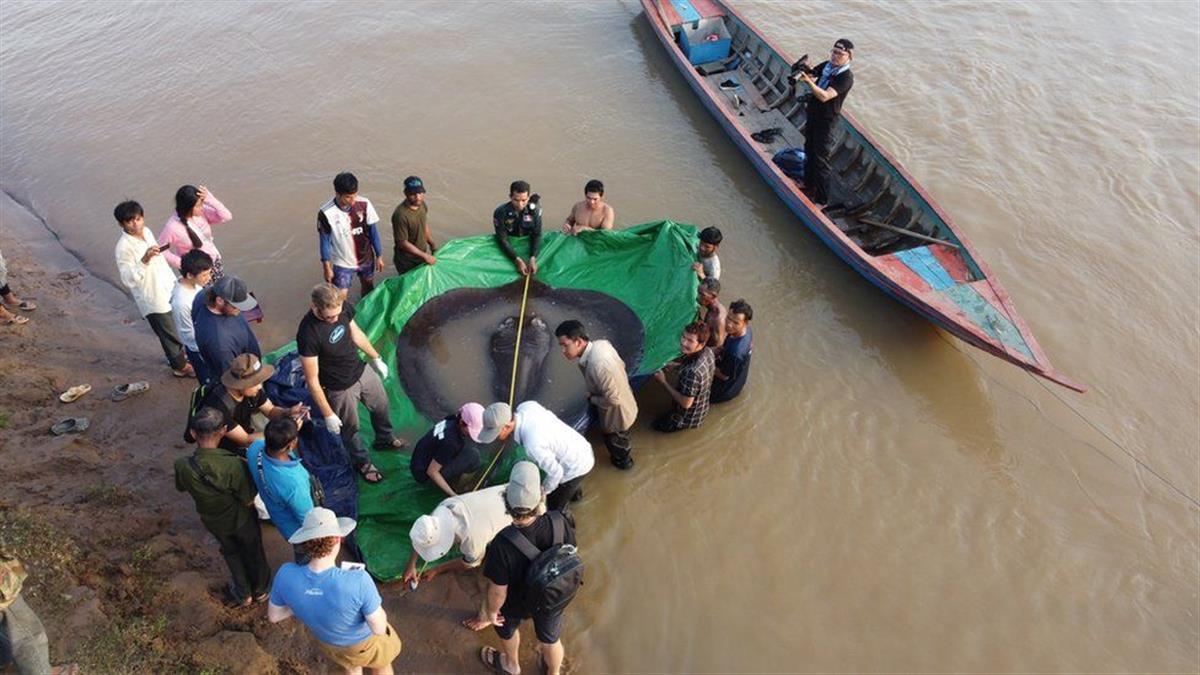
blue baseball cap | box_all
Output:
[403,176,425,194]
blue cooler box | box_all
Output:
[680,18,731,66]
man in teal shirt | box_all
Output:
[246,418,318,559]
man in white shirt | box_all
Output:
[113,200,192,377]
[170,249,215,385]
[402,484,512,588]
[477,401,595,512]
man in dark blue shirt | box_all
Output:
[409,402,485,497]
[711,299,753,403]
[192,276,261,388]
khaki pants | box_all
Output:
[319,624,402,670]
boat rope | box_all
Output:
[930,328,1200,509]
[407,272,535,593]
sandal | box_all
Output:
[110,381,150,402]
[1,314,29,326]
[50,417,89,435]
[171,363,195,378]
[373,436,408,451]
[15,300,36,311]
[480,646,516,675]
[358,463,384,484]
[59,384,91,403]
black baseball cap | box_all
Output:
[833,38,854,52]
[403,176,426,194]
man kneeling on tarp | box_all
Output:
[409,402,486,497]
[402,482,513,588]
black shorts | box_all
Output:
[494,607,565,644]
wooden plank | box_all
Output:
[876,254,932,293]
[895,247,955,290]
[927,244,973,283]
[859,217,959,249]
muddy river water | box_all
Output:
[1,1,1197,671]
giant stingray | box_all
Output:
[396,279,644,430]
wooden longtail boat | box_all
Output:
[641,0,1086,392]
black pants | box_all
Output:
[546,475,584,512]
[603,429,634,469]
[803,120,836,204]
[441,445,482,486]
[212,517,271,600]
[145,311,188,370]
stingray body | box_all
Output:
[396,279,644,428]
[490,314,551,405]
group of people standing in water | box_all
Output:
[107,172,754,674]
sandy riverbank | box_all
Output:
[0,189,543,673]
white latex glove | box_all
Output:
[324,414,342,435]
[371,357,389,380]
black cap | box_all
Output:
[403,176,426,194]
[834,38,854,52]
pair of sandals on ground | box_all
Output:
[0,294,36,325]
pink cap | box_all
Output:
[459,402,485,442]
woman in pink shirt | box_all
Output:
[159,184,233,277]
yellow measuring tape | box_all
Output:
[471,271,533,492]
[410,271,533,589]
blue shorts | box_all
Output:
[331,262,375,289]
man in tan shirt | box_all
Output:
[554,319,637,469]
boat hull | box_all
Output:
[640,0,1084,392]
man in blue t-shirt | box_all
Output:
[246,418,317,560]
[711,299,754,404]
[268,508,402,673]
[192,276,260,388]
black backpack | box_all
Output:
[502,511,584,614]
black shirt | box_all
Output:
[804,60,854,126]
[296,306,365,392]
[409,414,466,483]
[198,384,269,454]
[492,200,543,262]
[483,513,576,612]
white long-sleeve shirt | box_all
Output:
[115,229,177,317]
[512,401,595,493]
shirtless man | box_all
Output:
[561,179,614,235]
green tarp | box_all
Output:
[269,220,699,580]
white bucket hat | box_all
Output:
[409,506,457,562]
[287,507,357,544]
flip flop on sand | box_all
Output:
[480,646,517,675]
[110,381,150,402]
[1,314,29,326]
[171,363,195,378]
[50,417,89,435]
[11,300,36,311]
[58,384,91,403]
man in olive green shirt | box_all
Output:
[391,175,437,275]
[174,406,270,606]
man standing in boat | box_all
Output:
[795,38,855,206]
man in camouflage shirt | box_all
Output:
[492,180,543,276]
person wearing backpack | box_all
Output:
[173,406,271,607]
[466,462,583,675]
[246,417,323,562]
